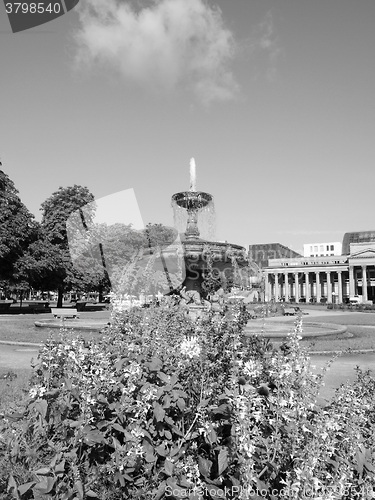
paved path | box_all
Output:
[1,344,374,399]
[310,352,375,401]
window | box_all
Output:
[330,245,334,251]
[326,245,329,251]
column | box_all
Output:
[338,271,343,304]
[349,266,355,298]
[305,272,310,303]
[362,266,368,302]
[294,272,299,302]
[316,272,321,302]
[264,273,270,302]
[284,272,289,302]
[327,271,332,303]
[274,273,279,302]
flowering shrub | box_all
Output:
[1,305,375,499]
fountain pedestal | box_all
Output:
[169,159,247,298]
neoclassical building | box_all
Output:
[261,231,375,304]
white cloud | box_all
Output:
[74,0,239,105]
[243,11,282,82]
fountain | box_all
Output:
[168,158,248,297]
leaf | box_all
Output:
[5,412,24,422]
[34,399,48,419]
[18,482,36,495]
[154,481,166,500]
[154,402,165,422]
[163,394,171,408]
[142,439,157,463]
[114,472,125,486]
[145,452,157,463]
[112,423,125,433]
[34,468,51,476]
[158,371,170,383]
[164,430,172,440]
[7,475,20,499]
[207,427,217,444]
[198,456,212,477]
[176,398,185,411]
[55,460,66,474]
[164,459,174,476]
[114,358,126,370]
[149,357,163,371]
[170,446,180,457]
[86,491,99,498]
[33,477,55,494]
[217,449,228,476]
[83,429,105,446]
[74,479,84,500]
[156,443,168,456]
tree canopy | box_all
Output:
[17,185,96,306]
[0,166,37,282]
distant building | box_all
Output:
[342,231,375,255]
[248,243,301,268]
[263,231,375,304]
[303,242,342,257]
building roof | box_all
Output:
[342,231,375,255]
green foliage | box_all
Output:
[41,185,95,247]
[1,306,375,499]
[18,185,98,306]
[0,168,37,282]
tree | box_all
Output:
[0,165,37,284]
[38,185,96,307]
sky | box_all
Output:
[1,0,375,255]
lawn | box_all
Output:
[300,313,375,353]
[0,309,374,425]
[0,311,110,344]
[1,310,375,353]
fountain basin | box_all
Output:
[172,191,212,210]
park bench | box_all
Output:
[51,308,79,319]
[0,301,12,313]
[28,303,48,313]
[283,306,298,316]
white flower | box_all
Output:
[29,387,38,399]
[243,359,261,379]
[180,336,201,359]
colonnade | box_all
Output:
[266,265,375,303]
[265,269,346,303]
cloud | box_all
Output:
[245,11,282,82]
[73,0,239,105]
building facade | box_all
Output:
[248,243,302,268]
[303,241,342,257]
[263,232,375,304]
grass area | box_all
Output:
[301,313,375,352]
[0,311,110,344]
[0,309,373,418]
[0,309,374,352]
